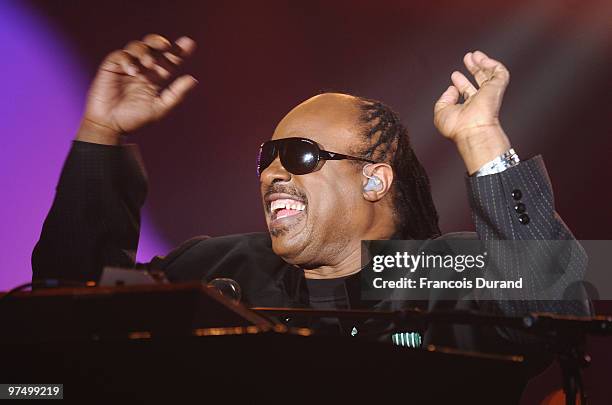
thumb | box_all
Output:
[434,85,459,115]
[153,75,199,117]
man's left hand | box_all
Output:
[434,51,513,175]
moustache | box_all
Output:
[263,184,308,211]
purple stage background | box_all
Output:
[1,0,611,402]
[0,1,85,288]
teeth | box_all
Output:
[270,199,306,213]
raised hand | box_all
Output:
[77,34,198,145]
[434,51,512,174]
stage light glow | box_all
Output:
[0,2,170,289]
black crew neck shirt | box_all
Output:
[305,276,350,310]
[303,276,353,334]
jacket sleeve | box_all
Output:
[31,141,148,283]
[465,155,591,317]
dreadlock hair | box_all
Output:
[356,97,441,240]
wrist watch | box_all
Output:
[473,148,520,177]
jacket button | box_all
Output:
[514,203,526,214]
[518,213,530,225]
[511,189,522,200]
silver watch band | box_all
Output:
[473,148,520,177]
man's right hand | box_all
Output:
[76,34,198,145]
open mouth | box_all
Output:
[269,197,306,221]
[270,198,306,221]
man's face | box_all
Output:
[259,94,370,268]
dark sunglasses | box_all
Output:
[257,137,377,176]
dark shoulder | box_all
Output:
[152,232,287,283]
[149,233,272,264]
[196,232,274,250]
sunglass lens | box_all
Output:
[282,139,319,175]
[257,141,277,176]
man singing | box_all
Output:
[32,34,587,349]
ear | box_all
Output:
[362,163,393,202]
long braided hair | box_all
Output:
[356,97,441,240]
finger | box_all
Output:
[434,85,460,114]
[472,50,488,62]
[174,36,197,57]
[124,40,172,81]
[450,71,477,99]
[142,33,172,52]
[472,50,497,68]
[124,40,149,59]
[128,36,195,78]
[154,75,199,116]
[123,40,153,72]
[124,41,159,72]
[101,49,139,76]
[141,34,180,74]
[472,50,510,86]
[142,51,176,80]
[463,52,488,87]
[164,36,197,65]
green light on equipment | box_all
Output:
[391,332,422,348]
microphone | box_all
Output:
[206,278,242,303]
